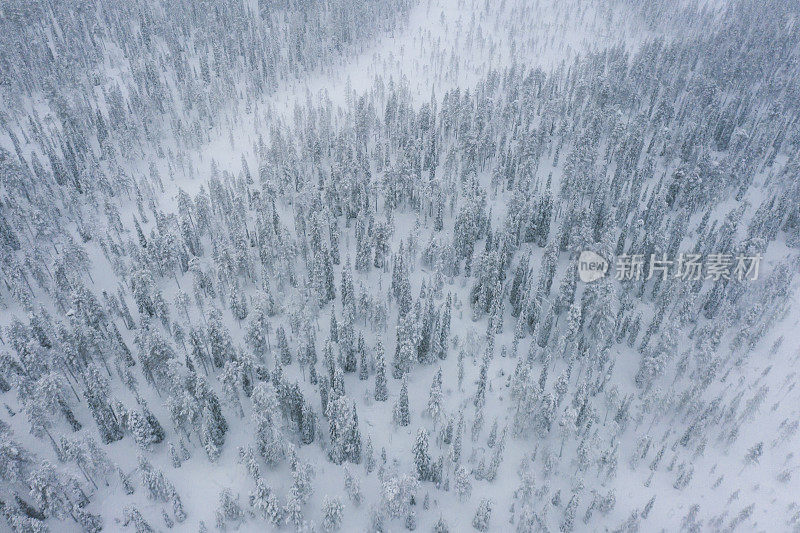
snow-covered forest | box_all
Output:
[0,0,799,531]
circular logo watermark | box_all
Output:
[577,250,609,282]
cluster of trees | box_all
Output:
[0,0,798,531]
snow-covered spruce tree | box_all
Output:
[374,341,388,401]
[250,478,283,527]
[217,488,244,527]
[123,506,154,533]
[381,472,419,521]
[453,465,472,502]
[137,455,176,503]
[172,489,187,523]
[426,368,444,421]
[412,428,432,482]
[344,466,363,506]
[284,485,304,529]
[245,301,272,361]
[321,495,344,532]
[358,344,369,383]
[83,365,124,444]
[276,326,292,366]
[252,382,285,467]
[393,376,411,427]
[472,499,492,532]
[560,494,578,533]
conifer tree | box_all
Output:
[472,499,492,532]
[321,495,344,532]
[412,428,432,481]
[426,368,444,421]
[374,342,388,402]
[454,465,472,502]
[277,326,292,366]
[393,376,410,427]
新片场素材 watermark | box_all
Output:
[577,252,761,282]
